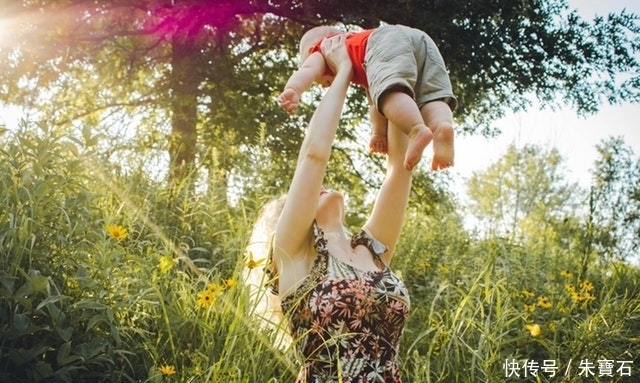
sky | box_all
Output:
[450,0,640,198]
[451,102,640,193]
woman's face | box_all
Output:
[316,187,345,225]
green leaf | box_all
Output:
[0,271,16,295]
[11,313,30,337]
[13,280,33,299]
[74,299,108,310]
[86,313,109,331]
[56,326,74,343]
[29,360,54,381]
[36,294,70,311]
[56,341,71,366]
[8,345,50,366]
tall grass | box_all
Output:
[0,127,638,382]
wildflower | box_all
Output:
[106,224,128,240]
[438,264,449,273]
[560,270,573,278]
[581,280,594,292]
[582,292,596,303]
[569,290,582,303]
[525,323,541,337]
[564,280,596,306]
[524,304,535,313]
[158,364,176,376]
[65,276,79,290]
[197,290,215,308]
[206,282,222,293]
[158,256,176,273]
[223,278,237,289]
[521,289,535,298]
[418,261,431,269]
[245,251,265,269]
[537,296,552,309]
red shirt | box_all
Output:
[310,29,375,88]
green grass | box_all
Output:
[0,129,638,382]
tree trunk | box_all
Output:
[169,36,199,187]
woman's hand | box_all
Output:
[320,34,352,76]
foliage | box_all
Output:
[0,124,133,381]
[589,136,640,261]
[466,143,579,240]
[0,125,295,382]
[1,0,639,190]
[1,127,638,382]
[1,3,640,378]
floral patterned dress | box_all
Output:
[272,222,410,383]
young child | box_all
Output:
[277,24,457,171]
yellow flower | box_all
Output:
[560,270,573,278]
[418,261,431,269]
[569,290,582,303]
[206,282,222,293]
[245,251,265,269]
[438,264,449,273]
[521,289,535,298]
[524,303,535,313]
[158,364,176,376]
[106,224,128,240]
[197,290,215,308]
[537,296,552,309]
[581,280,594,292]
[158,256,176,273]
[65,276,79,290]
[525,323,541,337]
[223,278,237,289]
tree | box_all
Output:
[0,1,304,193]
[466,143,578,240]
[589,136,640,262]
[0,0,638,193]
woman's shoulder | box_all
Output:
[351,228,387,257]
[269,226,324,296]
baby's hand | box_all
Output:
[277,88,300,114]
[369,134,388,154]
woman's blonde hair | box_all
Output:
[242,196,291,348]
[298,25,341,66]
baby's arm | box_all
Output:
[278,52,326,113]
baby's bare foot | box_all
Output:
[431,125,454,170]
[404,125,433,171]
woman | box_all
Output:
[267,34,449,382]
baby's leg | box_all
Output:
[405,124,433,170]
[420,100,454,170]
[379,90,432,171]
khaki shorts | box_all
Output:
[364,24,457,113]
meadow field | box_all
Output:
[1,127,638,382]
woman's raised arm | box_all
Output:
[364,121,412,265]
[274,35,353,262]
